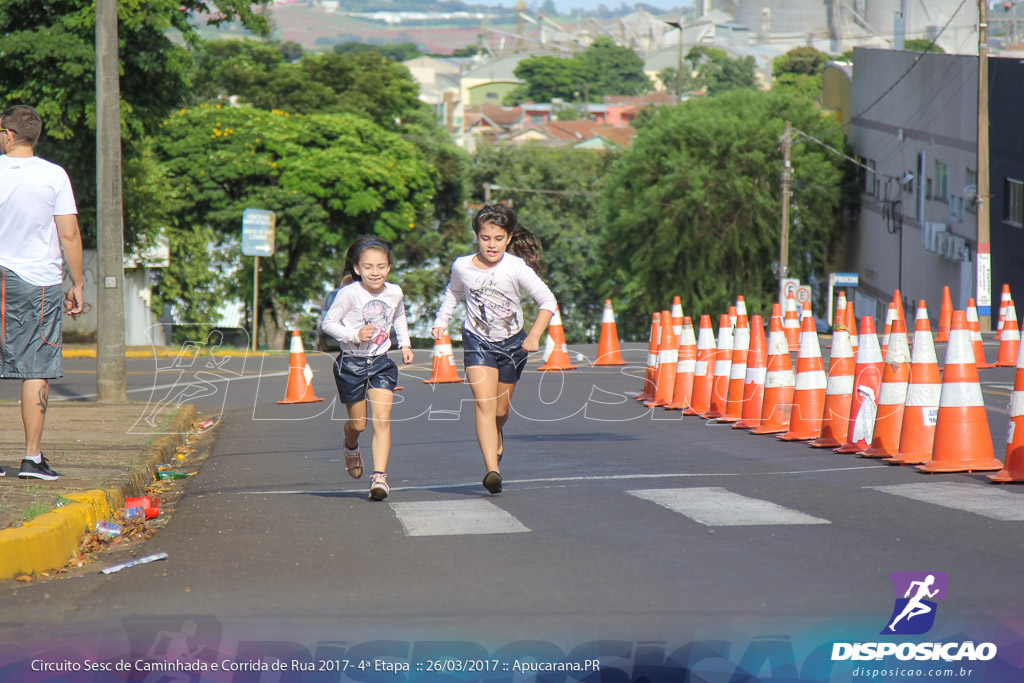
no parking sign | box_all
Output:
[780,278,812,307]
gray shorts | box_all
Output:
[0,267,63,379]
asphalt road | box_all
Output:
[1,341,1022,681]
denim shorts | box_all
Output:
[332,353,398,404]
[0,267,63,379]
[462,328,528,385]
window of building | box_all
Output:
[926,178,933,200]
[1006,178,1024,227]
[530,114,545,124]
[935,161,949,202]
[486,92,498,99]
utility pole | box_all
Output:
[96,0,127,402]
[779,120,792,306]
[483,182,491,204]
[977,0,992,332]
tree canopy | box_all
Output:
[505,37,652,105]
[600,89,850,336]
[772,46,830,102]
[153,105,437,348]
[0,0,270,249]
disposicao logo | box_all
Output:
[882,571,948,635]
[831,571,998,662]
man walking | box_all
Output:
[0,104,85,480]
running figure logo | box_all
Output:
[882,572,948,635]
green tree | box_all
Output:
[772,46,829,102]
[904,39,944,53]
[686,46,758,96]
[0,0,270,249]
[506,38,652,105]
[580,37,653,97]
[601,89,849,338]
[466,146,619,342]
[332,41,422,62]
[153,105,437,348]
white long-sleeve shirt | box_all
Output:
[321,281,411,357]
[432,253,557,342]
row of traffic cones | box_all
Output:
[638,292,1023,482]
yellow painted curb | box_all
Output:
[0,404,197,580]
[0,490,112,578]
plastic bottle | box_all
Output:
[156,471,189,480]
[95,521,122,537]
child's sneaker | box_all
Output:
[344,446,363,479]
[369,472,389,500]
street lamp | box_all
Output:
[665,18,684,100]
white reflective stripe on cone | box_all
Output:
[659,349,679,364]
[878,381,910,405]
[905,384,941,407]
[677,359,696,373]
[730,363,747,380]
[938,382,986,408]
[433,344,453,356]
[1010,391,1024,418]
[826,374,855,395]
[795,371,827,391]
[714,360,731,376]
[695,361,709,376]
[745,366,767,384]
[944,331,976,365]
[290,335,304,353]
[765,370,795,388]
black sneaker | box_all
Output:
[482,470,502,494]
[0,466,5,477]
[18,454,59,481]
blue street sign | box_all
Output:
[831,272,859,287]
[242,209,276,256]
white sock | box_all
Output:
[26,453,42,464]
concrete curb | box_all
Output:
[0,404,197,580]
[62,349,270,359]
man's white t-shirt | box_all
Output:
[432,253,557,342]
[321,281,411,357]
[0,155,78,286]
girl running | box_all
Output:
[431,204,557,494]
[322,236,414,500]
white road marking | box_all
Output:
[628,487,831,526]
[867,483,1024,521]
[389,500,530,536]
[50,371,289,401]
[231,465,888,496]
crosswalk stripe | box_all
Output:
[867,483,1024,521]
[389,500,530,536]
[628,487,830,527]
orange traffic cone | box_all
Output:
[645,311,678,407]
[993,300,1020,367]
[783,291,800,351]
[539,306,577,371]
[966,298,992,369]
[810,307,855,448]
[836,291,848,329]
[995,284,1011,340]
[735,295,747,318]
[594,299,627,366]
[702,314,733,419]
[718,314,749,423]
[779,309,827,440]
[893,289,906,328]
[860,318,910,458]
[728,305,738,329]
[424,331,465,384]
[888,301,941,466]
[918,310,1003,473]
[278,330,325,404]
[990,329,1024,482]
[935,286,952,342]
[636,313,660,402]
[751,306,795,435]
[847,299,859,354]
[685,315,716,417]
[733,314,767,430]
[880,302,897,360]
[666,317,697,412]
[835,316,883,453]
[671,296,684,337]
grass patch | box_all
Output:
[22,502,51,523]
[55,495,74,508]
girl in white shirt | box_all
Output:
[432,205,557,494]
[322,236,414,500]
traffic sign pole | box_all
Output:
[253,256,259,352]
[241,209,276,352]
